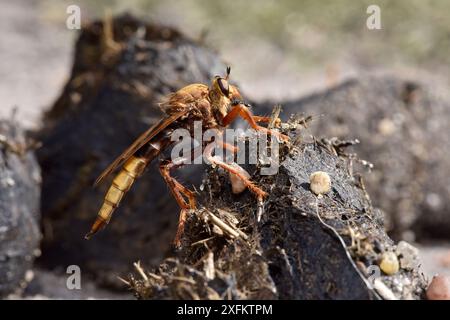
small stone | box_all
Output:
[5,177,15,187]
[396,241,419,270]
[427,275,450,300]
[379,251,399,275]
[70,92,82,104]
[309,171,331,195]
[438,250,450,268]
[24,270,34,282]
[378,118,396,136]
[426,193,442,210]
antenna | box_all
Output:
[225,66,231,80]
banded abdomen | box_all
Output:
[85,139,168,239]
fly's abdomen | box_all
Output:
[85,156,148,239]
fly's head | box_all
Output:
[209,67,242,122]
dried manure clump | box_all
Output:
[127,118,427,300]
[264,76,450,240]
[0,119,41,297]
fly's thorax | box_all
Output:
[217,97,231,119]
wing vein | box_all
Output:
[94,108,190,186]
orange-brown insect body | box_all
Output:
[87,67,287,245]
[158,69,242,133]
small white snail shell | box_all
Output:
[309,171,331,195]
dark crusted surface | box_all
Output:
[0,119,41,297]
[260,76,450,241]
[129,125,427,300]
[36,14,225,287]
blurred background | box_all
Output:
[1,0,450,299]
[2,0,450,127]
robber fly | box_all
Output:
[86,67,288,246]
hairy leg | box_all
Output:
[204,143,267,201]
[159,159,196,247]
[252,115,281,127]
[222,103,288,141]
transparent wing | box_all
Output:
[94,108,189,186]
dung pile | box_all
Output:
[34,14,433,298]
[262,76,450,240]
[128,119,427,300]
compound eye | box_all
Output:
[217,78,230,96]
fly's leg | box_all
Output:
[209,128,239,156]
[252,115,281,127]
[227,100,281,126]
[217,140,239,154]
[204,143,267,202]
[159,159,197,247]
[222,102,288,141]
